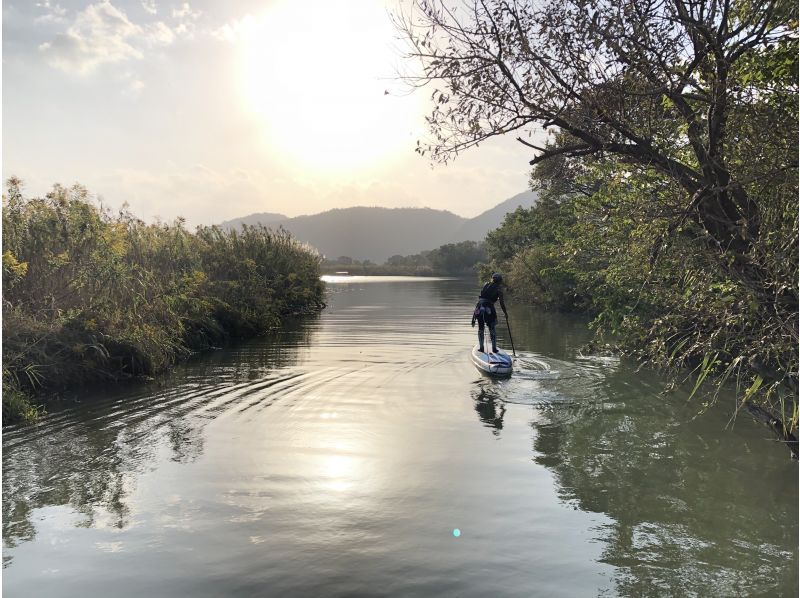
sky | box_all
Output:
[3,0,536,226]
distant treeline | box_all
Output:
[321,240,487,276]
[2,179,325,423]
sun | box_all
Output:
[237,0,421,173]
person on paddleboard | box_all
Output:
[471,272,507,353]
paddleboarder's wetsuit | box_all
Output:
[472,278,507,353]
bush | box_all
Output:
[2,179,325,423]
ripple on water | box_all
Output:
[471,350,613,409]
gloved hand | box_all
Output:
[471,317,476,327]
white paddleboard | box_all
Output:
[471,345,513,376]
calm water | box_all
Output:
[3,277,797,596]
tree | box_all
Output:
[397,0,798,454]
[396,0,796,277]
[427,240,487,273]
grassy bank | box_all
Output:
[2,179,325,424]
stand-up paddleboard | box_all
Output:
[471,345,513,376]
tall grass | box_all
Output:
[2,179,324,423]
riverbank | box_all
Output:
[484,190,798,458]
[2,180,325,424]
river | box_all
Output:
[3,276,797,596]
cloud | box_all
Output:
[211,15,256,43]
[39,1,184,75]
[171,2,201,20]
[34,1,68,25]
[145,21,175,46]
[125,77,146,96]
[94,165,294,226]
[35,0,65,12]
[39,2,145,74]
[170,2,202,39]
[141,0,157,15]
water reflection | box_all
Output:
[2,318,317,565]
[523,358,799,596]
[464,301,798,597]
[471,384,506,435]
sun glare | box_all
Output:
[238,0,420,172]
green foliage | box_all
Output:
[426,241,487,274]
[1,384,41,424]
[400,0,798,451]
[485,206,546,263]
[2,180,324,423]
[485,129,798,441]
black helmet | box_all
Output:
[491,272,503,283]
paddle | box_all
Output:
[504,312,516,357]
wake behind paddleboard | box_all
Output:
[471,345,513,376]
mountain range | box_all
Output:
[219,190,537,262]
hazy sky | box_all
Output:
[3,0,537,226]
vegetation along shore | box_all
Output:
[2,178,325,424]
[399,0,798,457]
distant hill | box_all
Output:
[221,212,288,228]
[219,191,537,262]
[450,190,538,242]
[222,206,465,262]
